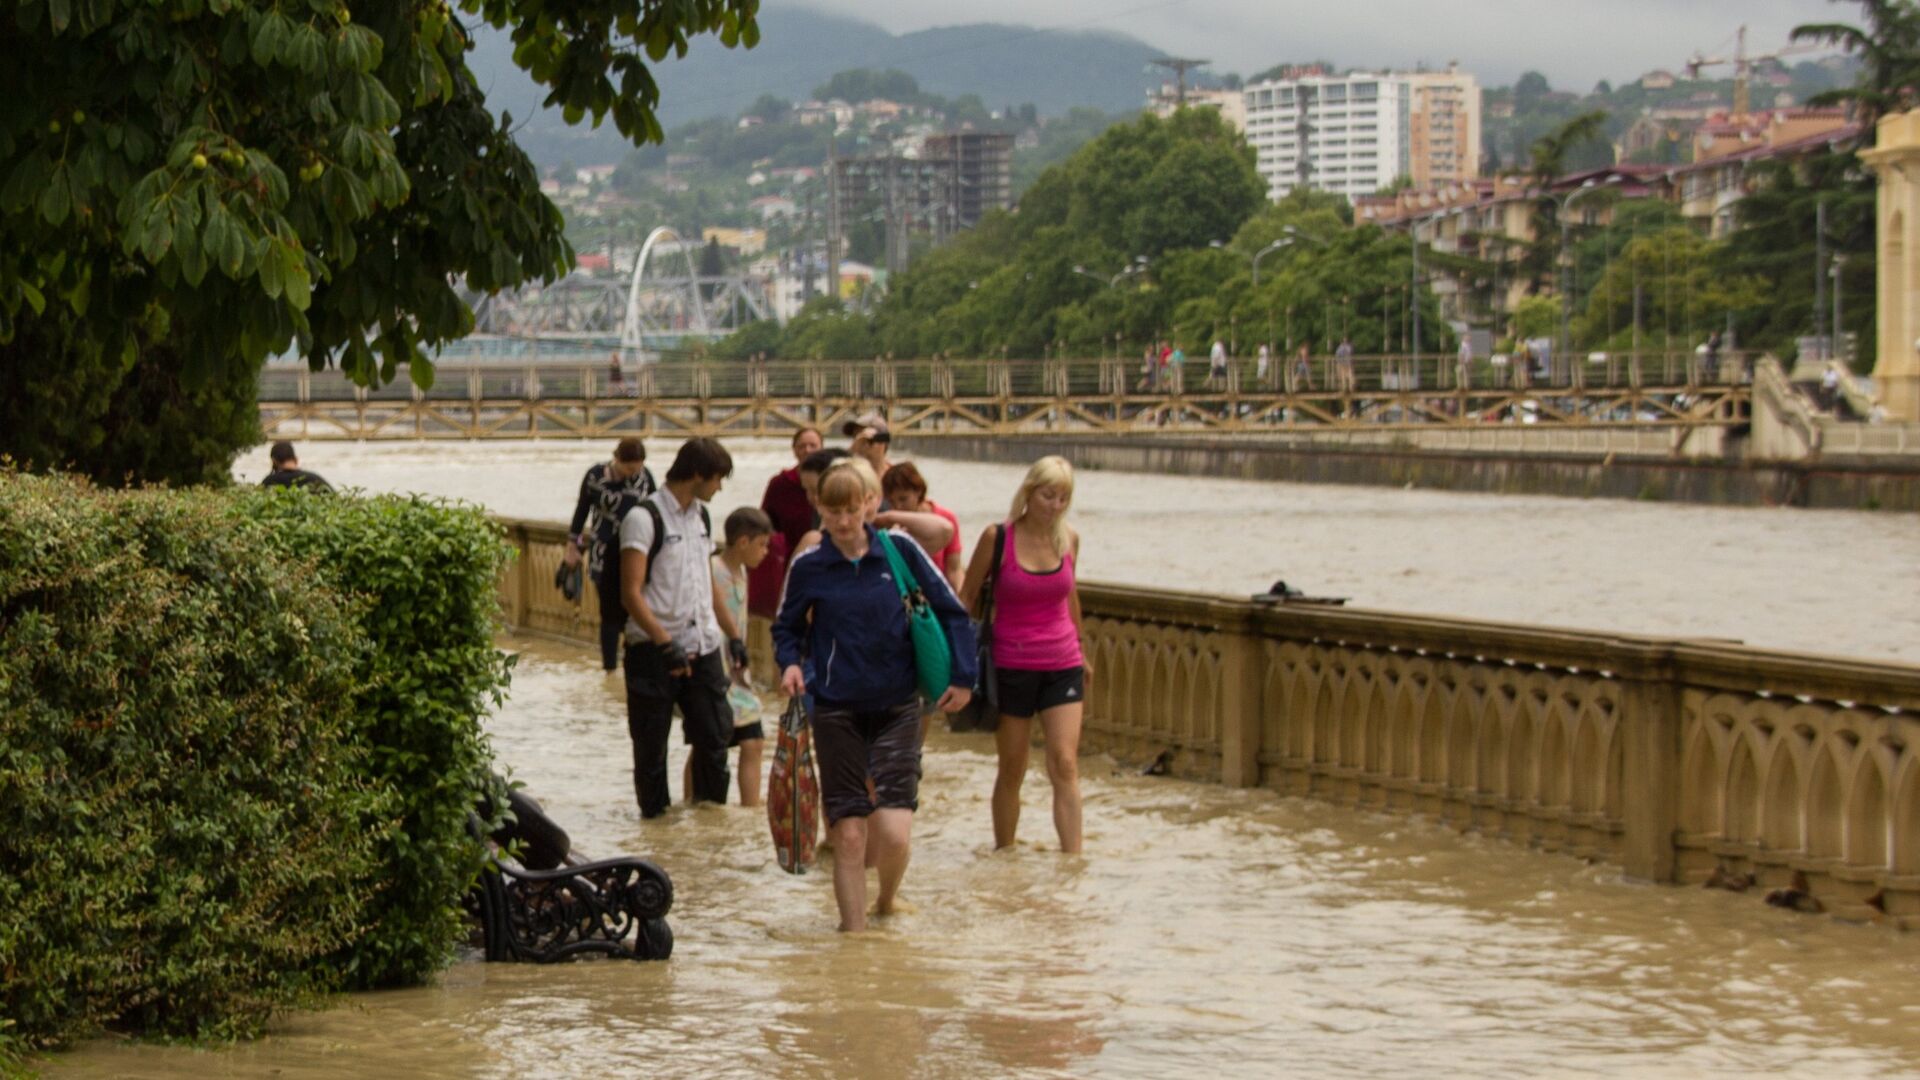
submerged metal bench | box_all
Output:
[466,788,675,961]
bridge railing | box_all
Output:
[496,515,1920,929]
[261,351,1756,404]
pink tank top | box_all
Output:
[991,523,1084,671]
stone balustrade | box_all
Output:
[496,516,1920,927]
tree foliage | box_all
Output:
[1715,150,1877,363]
[712,113,1454,360]
[0,0,757,484]
[1573,224,1767,350]
[811,68,925,106]
[1793,0,1920,130]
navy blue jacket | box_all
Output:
[773,524,978,710]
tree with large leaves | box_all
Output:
[1792,0,1920,132]
[0,0,757,484]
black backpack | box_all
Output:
[629,497,712,586]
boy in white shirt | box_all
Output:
[693,507,775,806]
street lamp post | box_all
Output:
[1210,238,1293,286]
[1072,255,1150,289]
[1831,253,1848,362]
[1553,177,1618,379]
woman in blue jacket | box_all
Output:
[775,458,975,931]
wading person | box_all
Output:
[881,461,963,591]
[960,456,1089,854]
[621,437,739,818]
[843,412,894,478]
[774,459,976,931]
[261,441,333,491]
[792,454,955,564]
[695,506,774,807]
[749,427,822,679]
[761,427,824,554]
[568,437,656,672]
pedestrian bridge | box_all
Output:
[259,351,1752,441]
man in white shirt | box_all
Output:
[621,437,746,817]
[1207,339,1228,389]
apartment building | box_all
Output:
[920,131,1014,229]
[1243,72,1412,200]
[1405,66,1482,186]
[1242,67,1481,201]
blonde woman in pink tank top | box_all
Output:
[959,456,1089,853]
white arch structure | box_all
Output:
[620,226,708,359]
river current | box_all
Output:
[43,438,1920,1077]
[235,438,1920,663]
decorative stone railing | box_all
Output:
[496,517,1920,927]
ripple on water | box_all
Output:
[48,635,1920,1079]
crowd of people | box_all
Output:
[566,425,1090,931]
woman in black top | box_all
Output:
[567,437,656,670]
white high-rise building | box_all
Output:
[1243,72,1410,201]
[1242,68,1480,202]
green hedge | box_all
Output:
[0,476,513,1062]
[238,488,514,990]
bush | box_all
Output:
[236,489,514,990]
[0,474,387,1057]
[0,478,515,1063]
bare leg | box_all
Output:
[868,808,914,914]
[1039,703,1085,853]
[681,756,692,805]
[738,738,763,808]
[831,816,869,932]
[992,716,1033,849]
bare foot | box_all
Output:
[869,896,917,918]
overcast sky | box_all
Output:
[790,0,1853,90]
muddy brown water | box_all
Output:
[39,438,1920,1076]
[50,636,1920,1078]
[231,439,1920,664]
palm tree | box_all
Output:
[1793,0,1920,136]
[1519,111,1609,292]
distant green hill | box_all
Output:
[468,8,1166,166]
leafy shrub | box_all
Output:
[236,489,514,990]
[0,474,386,1057]
[0,478,515,1064]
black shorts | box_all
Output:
[730,721,765,746]
[997,666,1085,719]
[810,699,922,826]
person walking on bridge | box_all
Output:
[1290,343,1314,392]
[960,456,1089,855]
[1334,336,1356,395]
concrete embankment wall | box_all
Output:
[905,434,1920,511]
[498,516,1920,930]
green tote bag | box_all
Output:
[874,529,953,701]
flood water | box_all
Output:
[231,438,1920,663]
[42,437,1920,1076]
[53,636,1920,1077]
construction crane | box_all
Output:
[1685,24,1822,118]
